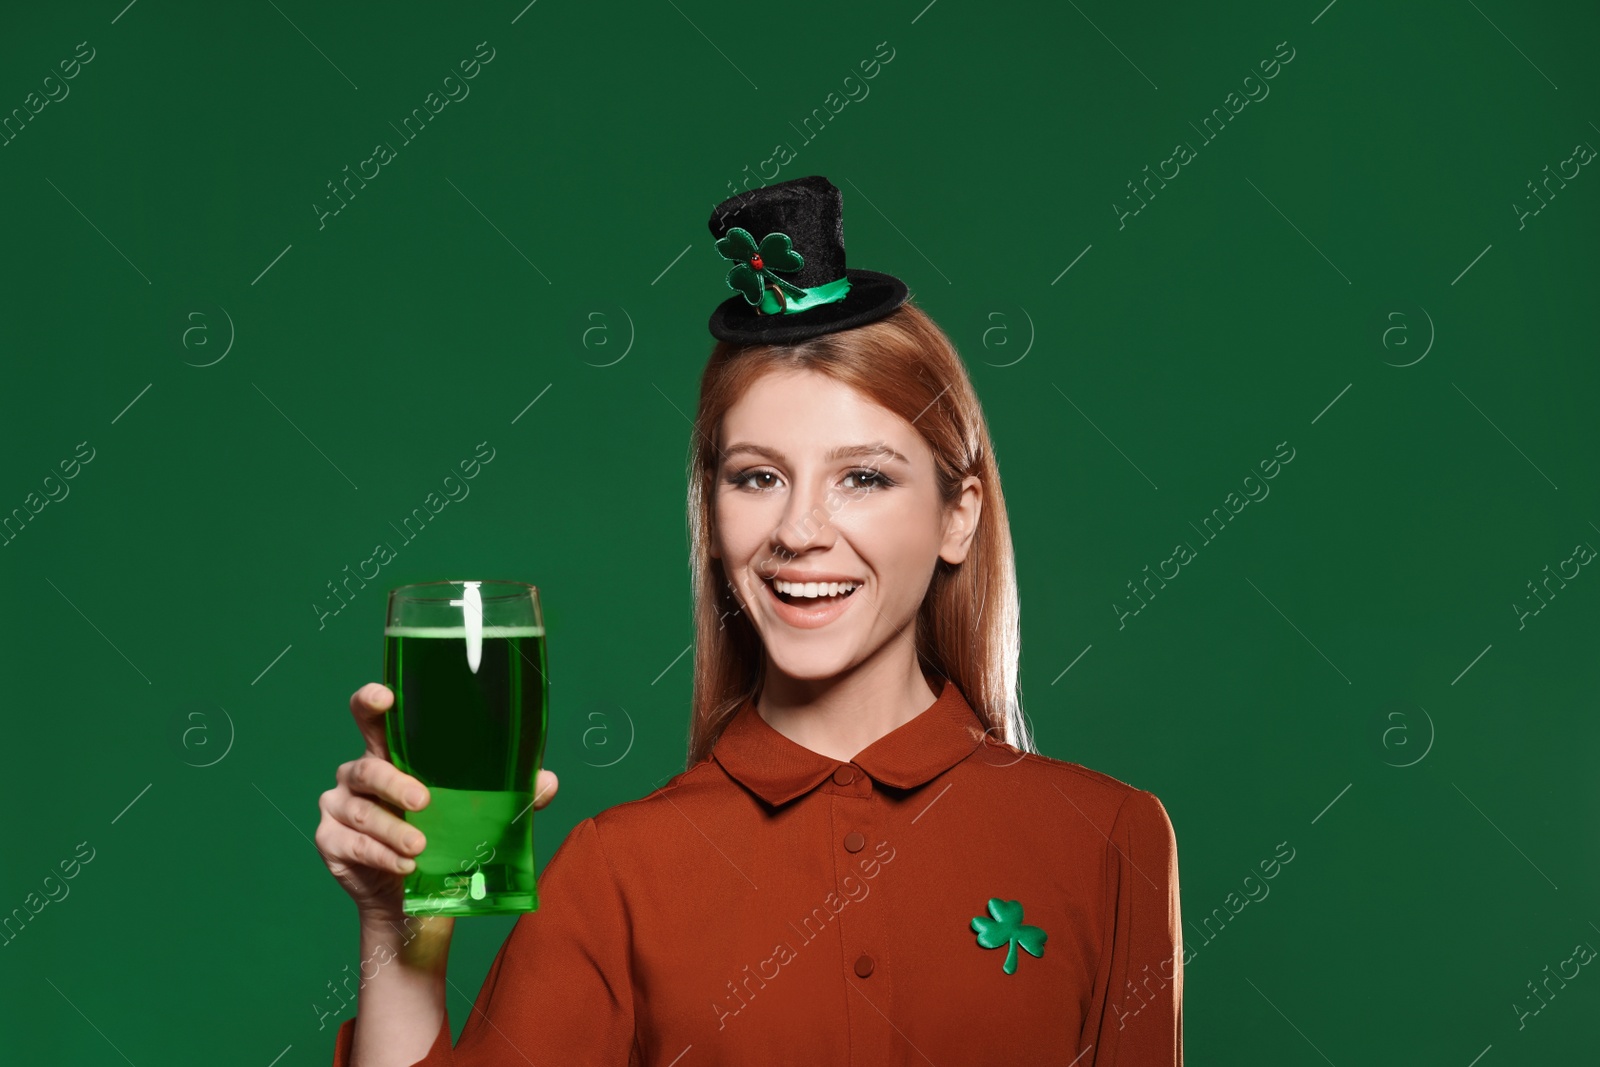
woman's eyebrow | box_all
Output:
[721,441,910,464]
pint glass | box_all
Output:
[383,580,548,916]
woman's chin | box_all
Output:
[762,645,857,685]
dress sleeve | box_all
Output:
[1079,789,1183,1065]
[329,815,637,1067]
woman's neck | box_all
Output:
[754,651,941,763]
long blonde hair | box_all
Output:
[684,299,1033,765]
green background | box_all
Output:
[2,0,1595,1062]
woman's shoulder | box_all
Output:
[582,756,730,840]
[530,760,728,885]
[972,741,1174,837]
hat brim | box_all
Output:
[708,268,909,345]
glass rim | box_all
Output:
[387,579,540,604]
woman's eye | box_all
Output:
[729,469,779,490]
[843,468,888,491]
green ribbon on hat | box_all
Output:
[715,226,852,316]
[755,275,851,314]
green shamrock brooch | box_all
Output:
[971,898,1047,975]
[715,226,806,309]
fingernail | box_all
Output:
[405,834,424,852]
[398,857,416,873]
[407,789,426,809]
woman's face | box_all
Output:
[710,367,981,683]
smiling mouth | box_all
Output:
[765,577,861,607]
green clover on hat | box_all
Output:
[715,227,806,308]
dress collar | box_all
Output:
[711,677,989,806]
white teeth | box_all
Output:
[773,578,859,598]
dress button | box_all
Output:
[832,765,856,786]
[854,953,875,977]
[843,831,865,853]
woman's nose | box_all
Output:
[772,479,839,556]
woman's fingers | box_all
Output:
[314,816,415,876]
[348,683,397,759]
[321,784,426,860]
[337,755,429,814]
[534,769,559,810]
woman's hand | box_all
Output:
[316,682,560,920]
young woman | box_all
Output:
[317,176,1183,1066]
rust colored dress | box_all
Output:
[330,678,1183,1065]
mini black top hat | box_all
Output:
[707,175,909,344]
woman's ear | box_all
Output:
[938,476,983,565]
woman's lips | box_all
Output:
[761,576,859,630]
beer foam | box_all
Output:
[383,625,545,637]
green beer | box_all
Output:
[383,588,548,916]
